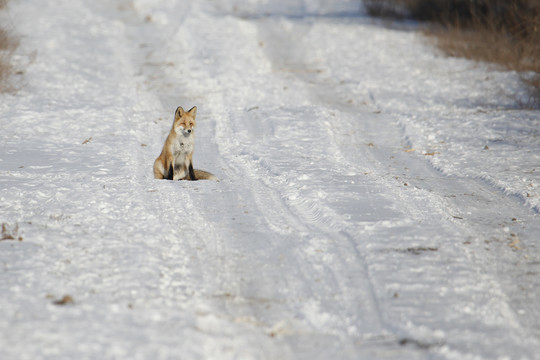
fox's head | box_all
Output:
[173,106,197,136]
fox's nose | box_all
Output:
[187,129,192,133]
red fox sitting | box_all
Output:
[153,106,217,181]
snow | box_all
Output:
[1,0,540,359]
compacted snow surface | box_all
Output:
[1,0,540,359]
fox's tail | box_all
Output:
[194,169,218,181]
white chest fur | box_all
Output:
[170,132,195,180]
[173,133,194,157]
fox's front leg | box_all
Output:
[187,153,197,180]
[166,165,174,180]
[188,163,197,180]
[165,158,174,180]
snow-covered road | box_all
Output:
[1,0,540,359]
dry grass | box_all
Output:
[432,24,540,105]
[0,0,16,92]
[0,28,11,89]
[365,0,540,106]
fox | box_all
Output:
[153,106,217,181]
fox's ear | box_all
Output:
[175,106,185,119]
[187,106,197,117]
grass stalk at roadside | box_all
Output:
[365,0,540,106]
[0,0,16,92]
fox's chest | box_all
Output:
[172,136,194,156]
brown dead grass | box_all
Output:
[0,0,16,92]
[432,24,540,105]
[365,0,540,106]
[0,29,11,89]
